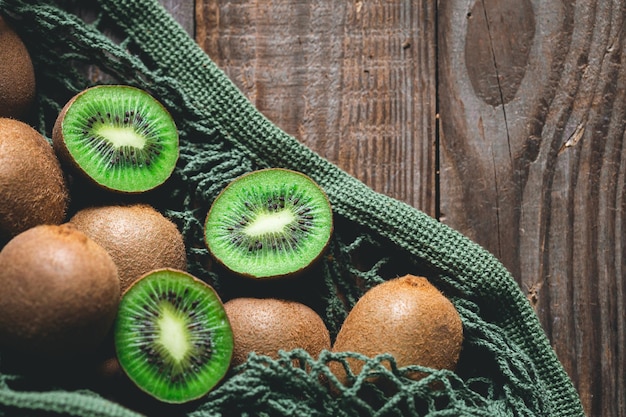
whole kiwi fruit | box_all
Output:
[0,16,36,119]
[330,274,463,386]
[0,118,69,244]
[69,203,187,293]
[0,224,120,358]
[224,297,331,367]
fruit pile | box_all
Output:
[0,16,464,414]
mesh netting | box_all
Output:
[0,1,584,416]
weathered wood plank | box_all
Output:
[160,0,195,36]
[195,0,438,215]
[438,1,626,416]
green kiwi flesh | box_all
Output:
[114,268,233,404]
[52,85,179,193]
[204,168,333,279]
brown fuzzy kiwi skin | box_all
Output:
[68,204,187,293]
[0,224,120,358]
[329,274,463,387]
[224,297,331,368]
[0,118,69,244]
[0,17,36,120]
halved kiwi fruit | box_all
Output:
[113,268,233,404]
[52,85,179,193]
[204,168,333,279]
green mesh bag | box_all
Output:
[0,1,585,416]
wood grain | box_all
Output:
[195,0,438,215]
[439,1,626,416]
[160,0,195,35]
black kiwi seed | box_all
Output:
[114,268,233,404]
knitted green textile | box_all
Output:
[0,1,585,416]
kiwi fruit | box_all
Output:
[52,85,179,193]
[204,168,333,279]
[0,17,36,120]
[330,274,463,386]
[0,118,69,244]
[69,204,187,292]
[223,297,331,368]
[0,224,119,357]
[114,268,233,404]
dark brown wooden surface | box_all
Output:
[438,2,625,416]
[164,1,624,416]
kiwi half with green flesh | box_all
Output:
[204,168,333,279]
[52,85,179,193]
[114,268,233,404]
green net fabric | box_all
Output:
[0,1,585,416]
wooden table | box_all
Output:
[163,1,624,416]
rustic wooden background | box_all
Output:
[161,1,625,416]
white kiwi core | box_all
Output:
[244,210,296,237]
[97,125,147,149]
[157,303,190,363]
